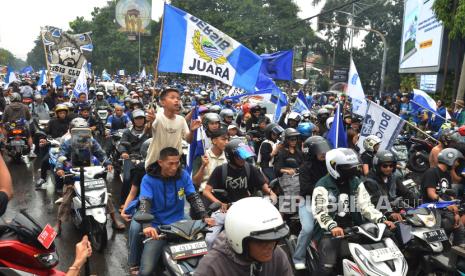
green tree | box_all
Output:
[26,37,47,71]
[433,0,465,101]
[0,48,26,69]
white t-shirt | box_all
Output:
[145,111,189,169]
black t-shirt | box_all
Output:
[421,167,451,202]
[208,164,265,203]
[361,151,375,169]
[130,162,146,195]
[0,191,9,217]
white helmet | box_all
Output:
[225,197,289,255]
[70,117,88,129]
[288,112,301,122]
[326,148,361,180]
[363,135,382,152]
[325,117,334,129]
[96,91,104,97]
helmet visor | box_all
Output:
[235,144,256,160]
[249,223,289,241]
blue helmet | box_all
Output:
[297,122,315,139]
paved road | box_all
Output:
[2,155,128,275]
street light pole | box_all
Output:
[318,21,387,99]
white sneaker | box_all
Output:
[294,263,306,270]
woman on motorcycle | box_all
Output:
[257,123,284,182]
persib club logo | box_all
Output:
[193,30,227,65]
[351,73,358,85]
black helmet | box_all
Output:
[440,129,460,147]
[373,150,397,173]
[283,128,300,141]
[302,136,331,161]
[250,104,261,114]
[209,105,222,114]
[264,123,284,140]
[202,113,221,131]
[438,148,464,167]
[224,139,255,163]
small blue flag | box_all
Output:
[186,106,205,173]
[54,75,62,87]
[291,90,310,113]
[327,104,348,148]
[259,50,294,81]
[20,66,33,74]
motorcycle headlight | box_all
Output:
[34,252,59,268]
[417,213,436,228]
[85,193,105,206]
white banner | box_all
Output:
[347,58,367,116]
[357,101,405,153]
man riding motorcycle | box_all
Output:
[312,148,395,276]
[92,91,111,110]
[106,105,131,134]
[54,117,124,234]
[364,150,418,220]
[196,197,293,276]
[219,109,235,131]
[2,92,35,157]
[361,134,381,175]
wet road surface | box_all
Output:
[3,155,128,275]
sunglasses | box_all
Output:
[381,163,395,168]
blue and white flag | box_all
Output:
[158,4,262,92]
[20,66,33,75]
[140,67,146,80]
[291,90,309,113]
[255,73,287,122]
[347,58,367,116]
[327,104,348,148]
[37,70,47,90]
[186,106,205,173]
[411,88,450,119]
[223,89,273,103]
[102,69,111,81]
[4,66,18,88]
[72,64,88,98]
[260,50,293,81]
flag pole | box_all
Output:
[40,27,52,85]
[153,2,166,86]
[335,103,340,148]
[410,99,450,123]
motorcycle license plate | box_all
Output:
[423,229,448,243]
[84,179,106,190]
[369,247,403,262]
[169,240,208,260]
[11,140,25,146]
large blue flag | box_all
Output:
[186,106,205,173]
[255,73,287,122]
[37,70,46,90]
[54,75,62,88]
[292,90,310,113]
[327,104,348,148]
[260,50,293,81]
[411,88,450,120]
[158,3,263,92]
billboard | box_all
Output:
[399,0,444,73]
[115,0,152,35]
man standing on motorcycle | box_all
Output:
[54,118,125,234]
[2,92,36,158]
[195,197,292,276]
[364,150,418,218]
[137,147,214,276]
[118,109,151,207]
[312,148,395,276]
[421,147,465,245]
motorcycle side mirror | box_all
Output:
[58,156,67,163]
[269,179,279,189]
[134,212,155,224]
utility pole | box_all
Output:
[319,21,387,99]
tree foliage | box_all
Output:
[433,0,465,40]
[0,48,26,69]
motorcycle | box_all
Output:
[94,107,110,140]
[0,210,64,275]
[395,200,459,275]
[65,165,109,252]
[4,120,30,162]
[326,223,408,276]
[134,202,221,275]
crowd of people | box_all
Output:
[2,73,465,275]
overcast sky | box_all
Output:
[0,0,322,61]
